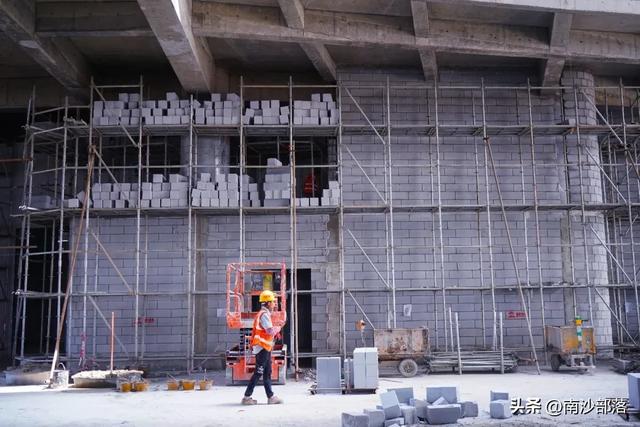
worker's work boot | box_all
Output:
[268,395,283,404]
[241,396,257,405]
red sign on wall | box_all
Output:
[506,311,526,320]
[134,317,155,326]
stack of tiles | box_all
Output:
[192,173,258,207]
[91,182,138,208]
[141,92,194,125]
[321,180,340,206]
[140,174,188,208]
[293,93,338,126]
[262,158,290,207]
[92,93,141,126]
[243,100,289,125]
[195,93,241,125]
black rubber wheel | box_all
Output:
[398,359,419,377]
[550,354,561,372]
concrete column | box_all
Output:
[325,214,341,352]
[560,69,613,354]
[180,136,230,178]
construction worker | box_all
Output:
[241,290,284,405]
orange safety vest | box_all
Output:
[251,308,274,352]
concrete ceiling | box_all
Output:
[0,0,638,103]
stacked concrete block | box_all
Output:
[295,197,320,207]
[196,93,240,125]
[460,401,479,417]
[94,93,193,126]
[293,93,338,126]
[243,100,289,125]
[353,347,378,389]
[425,403,462,425]
[379,391,402,419]
[426,385,459,404]
[629,373,640,409]
[91,182,138,208]
[490,390,509,401]
[490,390,512,419]
[341,413,369,427]
[409,398,428,420]
[192,172,256,207]
[490,400,511,419]
[424,386,461,425]
[263,158,290,207]
[388,388,413,405]
[362,409,384,427]
[321,180,340,206]
[316,357,342,393]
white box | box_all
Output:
[151,199,161,208]
[161,198,171,207]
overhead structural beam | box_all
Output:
[300,42,336,81]
[275,0,335,81]
[410,0,429,38]
[427,0,640,16]
[137,0,214,92]
[0,0,89,92]
[36,1,153,38]
[192,3,640,66]
[277,0,304,29]
[418,49,438,81]
[410,0,437,81]
[541,13,572,86]
[549,12,572,48]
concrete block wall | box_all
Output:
[64,67,624,366]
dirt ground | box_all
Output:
[0,363,635,426]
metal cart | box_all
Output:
[374,328,429,377]
[545,322,595,372]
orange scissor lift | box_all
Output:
[225,262,288,385]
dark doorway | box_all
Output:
[12,224,67,357]
[282,268,312,368]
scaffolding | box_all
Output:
[12,75,640,374]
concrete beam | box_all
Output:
[550,12,572,48]
[137,0,214,92]
[0,0,89,92]
[275,0,335,81]
[410,0,429,38]
[540,57,565,87]
[192,2,640,66]
[418,49,437,81]
[410,0,437,81]
[427,0,640,16]
[36,1,153,38]
[193,1,640,64]
[300,42,336,81]
[541,12,571,86]
[277,0,304,29]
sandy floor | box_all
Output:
[0,364,635,426]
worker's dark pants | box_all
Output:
[244,349,273,398]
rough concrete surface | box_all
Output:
[0,364,633,426]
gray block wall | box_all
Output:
[67,67,621,366]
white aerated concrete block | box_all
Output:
[490,391,509,402]
[379,391,401,419]
[427,386,459,404]
[426,404,461,425]
[490,400,511,419]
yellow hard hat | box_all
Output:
[259,290,276,303]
